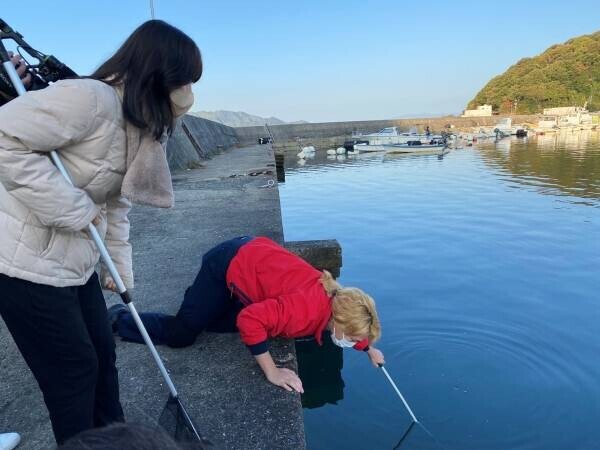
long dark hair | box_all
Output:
[90,20,202,139]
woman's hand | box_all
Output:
[103,276,118,292]
[255,351,304,393]
[81,215,102,238]
[8,52,32,88]
[368,347,385,367]
[266,367,304,393]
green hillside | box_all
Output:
[467,31,600,114]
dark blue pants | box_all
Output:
[115,236,253,348]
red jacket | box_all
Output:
[226,237,369,355]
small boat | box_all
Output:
[384,142,446,153]
[384,148,451,160]
[297,145,316,159]
[352,143,388,152]
[351,126,444,146]
[355,140,446,153]
[494,118,527,137]
[460,128,499,141]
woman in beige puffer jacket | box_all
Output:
[0,20,201,445]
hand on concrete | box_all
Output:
[267,367,304,393]
[8,51,32,87]
[368,347,385,367]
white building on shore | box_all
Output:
[542,106,586,116]
[462,104,493,117]
[538,106,594,131]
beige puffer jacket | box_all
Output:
[0,78,135,288]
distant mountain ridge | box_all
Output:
[468,30,600,114]
[190,110,309,128]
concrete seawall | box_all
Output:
[167,115,240,170]
[234,114,539,152]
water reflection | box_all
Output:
[296,334,446,449]
[286,132,600,207]
[296,333,345,409]
[478,131,600,204]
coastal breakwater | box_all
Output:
[234,114,539,153]
[165,113,541,168]
[167,115,240,170]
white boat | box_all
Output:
[385,143,446,153]
[354,141,446,153]
[462,128,499,140]
[297,145,316,159]
[352,126,444,146]
[494,118,527,136]
[353,143,388,152]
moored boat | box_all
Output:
[355,139,446,153]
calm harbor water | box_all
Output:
[279,131,600,450]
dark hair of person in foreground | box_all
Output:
[90,19,202,139]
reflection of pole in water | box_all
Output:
[381,365,446,449]
[393,421,446,450]
[393,421,416,450]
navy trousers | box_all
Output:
[116,236,252,348]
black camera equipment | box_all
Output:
[0,18,77,103]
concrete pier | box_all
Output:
[113,144,305,450]
[0,117,309,448]
[0,113,350,449]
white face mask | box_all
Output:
[331,327,355,348]
[170,84,194,117]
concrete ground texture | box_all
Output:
[0,144,306,449]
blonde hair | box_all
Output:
[320,270,381,343]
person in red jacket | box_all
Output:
[109,236,384,392]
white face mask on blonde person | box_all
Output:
[170,84,194,117]
[331,327,356,348]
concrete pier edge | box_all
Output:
[1,116,317,449]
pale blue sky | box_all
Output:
[2,1,598,122]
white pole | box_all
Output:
[380,365,419,423]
